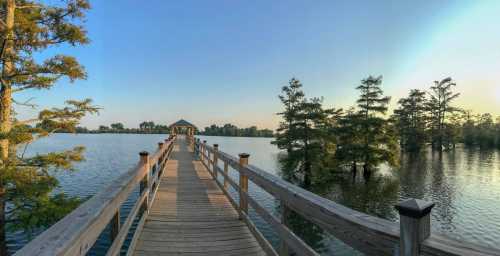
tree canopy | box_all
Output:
[0,0,98,253]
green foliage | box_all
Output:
[110,122,124,130]
[353,76,398,177]
[0,0,97,247]
[334,109,364,171]
[273,78,305,153]
[66,121,171,134]
[3,0,90,92]
[272,75,500,190]
[461,112,499,148]
[393,89,428,152]
[462,111,476,146]
[427,77,461,150]
[273,79,342,187]
[201,123,273,137]
[496,117,500,149]
[10,193,82,237]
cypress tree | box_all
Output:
[273,79,329,188]
[0,1,97,252]
[393,89,428,152]
[354,76,398,180]
[426,77,460,151]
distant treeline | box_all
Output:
[53,121,274,137]
[200,124,273,137]
[52,121,171,134]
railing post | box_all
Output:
[195,138,200,159]
[395,199,435,256]
[213,144,219,179]
[157,142,164,168]
[279,201,291,255]
[238,153,249,218]
[139,151,150,213]
[110,211,120,242]
[165,138,171,154]
[193,138,198,158]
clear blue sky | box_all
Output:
[16,1,500,129]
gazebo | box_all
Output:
[169,119,197,137]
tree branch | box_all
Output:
[15,4,42,10]
[13,98,37,108]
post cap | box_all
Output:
[395,199,435,218]
[139,151,149,156]
[238,153,250,158]
[203,140,207,143]
[158,142,164,146]
[213,144,218,148]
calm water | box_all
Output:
[10,134,500,255]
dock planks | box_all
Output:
[133,137,266,256]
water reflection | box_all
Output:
[275,144,500,254]
[14,135,500,255]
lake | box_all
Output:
[9,134,500,255]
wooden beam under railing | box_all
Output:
[195,138,500,256]
[15,136,177,256]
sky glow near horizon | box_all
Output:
[15,1,500,129]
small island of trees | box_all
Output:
[200,124,273,137]
[273,76,500,188]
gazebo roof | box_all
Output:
[169,119,197,129]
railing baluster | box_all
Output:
[238,153,250,218]
[13,137,177,256]
[279,201,291,256]
[19,134,497,256]
[194,138,199,158]
[110,211,120,242]
[202,140,207,163]
[223,161,229,190]
[213,144,219,180]
[139,151,150,213]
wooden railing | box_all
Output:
[195,138,500,256]
[14,135,176,256]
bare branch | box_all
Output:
[15,4,42,9]
[13,98,37,108]
[15,118,41,125]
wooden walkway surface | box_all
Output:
[133,137,266,256]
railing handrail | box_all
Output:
[196,139,500,256]
[14,135,177,256]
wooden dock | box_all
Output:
[15,129,500,256]
[133,137,266,256]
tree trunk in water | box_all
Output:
[0,0,14,160]
[303,161,312,189]
[0,188,6,256]
[351,161,357,181]
[362,164,372,182]
[0,1,16,254]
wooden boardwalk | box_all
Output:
[17,131,500,256]
[133,137,266,256]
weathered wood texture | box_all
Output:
[198,140,500,256]
[15,133,500,256]
[133,137,267,256]
[14,136,176,256]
